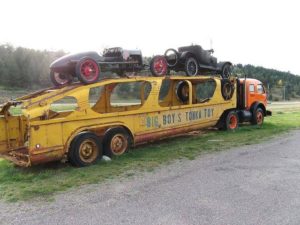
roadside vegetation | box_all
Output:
[0,108,300,202]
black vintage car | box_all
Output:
[163,45,232,78]
[50,47,147,86]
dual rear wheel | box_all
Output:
[68,128,130,167]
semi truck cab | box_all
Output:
[237,78,271,125]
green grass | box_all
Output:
[1,111,300,202]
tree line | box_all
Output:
[0,44,300,99]
[0,44,64,88]
[233,64,300,100]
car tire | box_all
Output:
[68,132,102,167]
[50,71,73,87]
[251,107,264,125]
[221,79,235,100]
[164,48,179,67]
[224,111,239,131]
[185,57,198,76]
[150,55,168,77]
[103,127,131,158]
[221,63,232,79]
[76,57,100,84]
[176,81,189,103]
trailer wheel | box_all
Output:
[251,108,264,125]
[76,57,100,84]
[185,57,198,76]
[103,127,130,158]
[221,79,234,100]
[50,71,73,86]
[225,111,239,131]
[150,55,168,77]
[68,132,102,167]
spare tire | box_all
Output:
[221,63,232,79]
[176,81,189,103]
[221,79,234,100]
[164,48,179,67]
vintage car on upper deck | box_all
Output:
[49,47,145,86]
[0,76,269,167]
[163,45,232,77]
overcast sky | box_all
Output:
[0,0,299,75]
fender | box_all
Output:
[103,126,134,144]
[179,52,196,64]
[250,101,266,115]
[217,61,232,71]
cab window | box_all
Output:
[249,84,255,92]
[257,84,265,94]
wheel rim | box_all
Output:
[222,83,232,100]
[80,60,99,82]
[53,72,70,85]
[256,111,263,125]
[110,134,128,156]
[229,114,238,129]
[153,57,167,76]
[187,60,197,76]
[79,139,98,163]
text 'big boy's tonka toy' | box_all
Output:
[163,44,232,78]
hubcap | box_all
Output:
[110,134,128,156]
[153,57,167,76]
[79,139,98,163]
[229,115,237,129]
[257,111,263,125]
[223,83,232,100]
[80,60,99,81]
[187,61,197,75]
[54,72,69,85]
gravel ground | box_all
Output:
[1,130,300,225]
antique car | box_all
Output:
[163,45,232,78]
[49,47,146,86]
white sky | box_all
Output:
[0,0,300,75]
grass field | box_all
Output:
[0,104,300,202]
